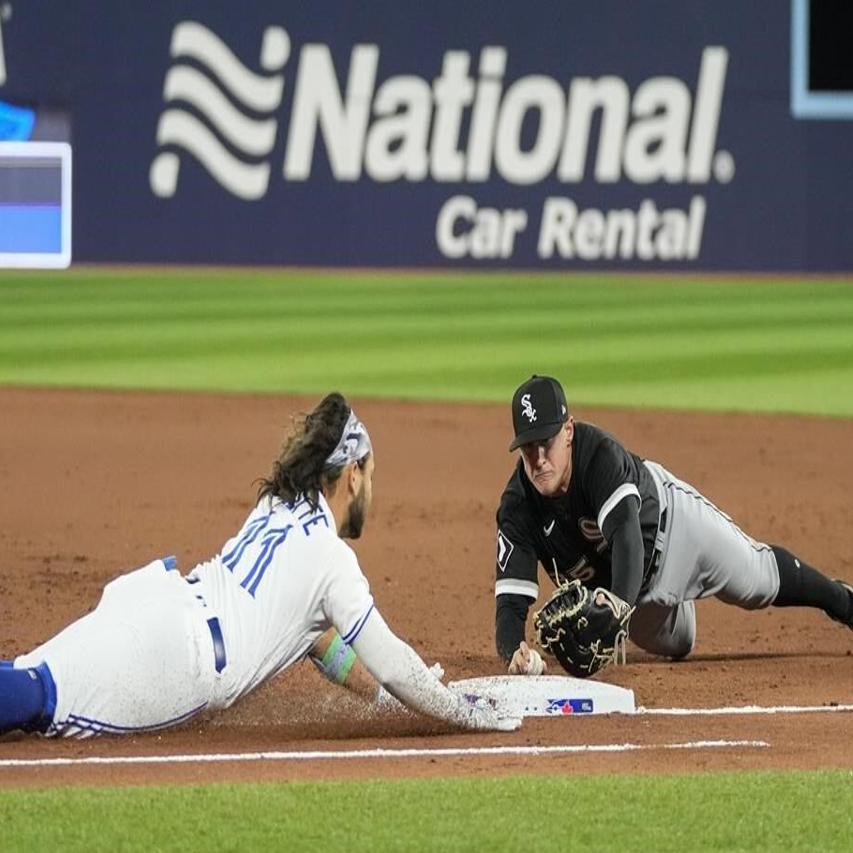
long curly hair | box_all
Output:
[257,392,353,508]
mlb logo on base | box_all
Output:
[546,698,594,715]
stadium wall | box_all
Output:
[1,1,851,270]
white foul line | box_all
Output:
[638,704,853,716]
[0,740,767,769]
[3,704,847,770]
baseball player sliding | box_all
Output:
[494,375,853,678]
[0,393,520,737]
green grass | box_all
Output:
[1,268,852,415]
[2,270,851,842]
[1,770,851,851]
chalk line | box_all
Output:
[0,739,767,769]
[3,702,849,770]
[639,703,853,716]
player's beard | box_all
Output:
[340,482,366,539]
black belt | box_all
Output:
[647,506,669,579]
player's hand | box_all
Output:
[490,713,523,732]
[429,662,445,681]
[507,641,546,676]
[465,697,522,732]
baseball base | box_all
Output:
[447,675,636,717]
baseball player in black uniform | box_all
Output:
[494,375,853,676]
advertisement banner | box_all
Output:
[0,1,851,269]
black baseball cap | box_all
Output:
[509,375,569,451]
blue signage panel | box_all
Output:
[0,1,851,269]
[0,142,71,267]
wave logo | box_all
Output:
[150,21,289,200]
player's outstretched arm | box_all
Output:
[349,609,521,732]
[496,592,546,675]
[308,627,382,702]
[308,628,444,710]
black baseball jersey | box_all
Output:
[495,421,661,601]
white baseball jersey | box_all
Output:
[187,492,374,709]
[16,492,514,736]
[17,493,375,735]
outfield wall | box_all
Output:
[1,1,852,270]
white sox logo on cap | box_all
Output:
[509,375,568,452]
[521,393,537,423]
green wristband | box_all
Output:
[320,634,357,685]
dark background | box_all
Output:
[1,1,852,270]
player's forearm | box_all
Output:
[308,628,379,702]
[602,496,644,606]
[495,593,529,662]
[607,516,644,605]
[350,611,480,727]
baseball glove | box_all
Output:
[533,580,634,678]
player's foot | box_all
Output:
[831,580,853,631]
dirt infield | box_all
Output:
[0,387,851,787]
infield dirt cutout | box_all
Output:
[0,388,851,787]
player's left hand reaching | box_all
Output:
[507,640,546,676]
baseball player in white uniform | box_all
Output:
[0,393,520,737]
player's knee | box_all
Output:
[669,602,697,659]
[668,632,695,660]
[631,601,695,660]
[632,631,694,659]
